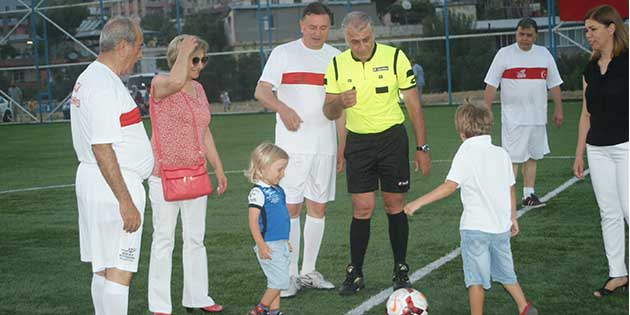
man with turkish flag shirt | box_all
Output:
[483,18,563,209]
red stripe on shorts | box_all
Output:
[281,72,325,86]
[502,67,548,80]
[120,107,141,127]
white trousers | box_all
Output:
[587,142,629,277]
[148,176,215,313]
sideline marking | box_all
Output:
[0,156,576,195]
[345,170,590,315]
[0,169,246,195]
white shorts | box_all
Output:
[280,153,336,204]
[501,124,550,163]
[76,163,146,273]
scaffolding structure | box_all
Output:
[0,0,592,124]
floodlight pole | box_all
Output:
[41,0,53,118]
[547,0,557,59]
[257,0,265,70]
[443,0,453,105]
[99,0,105,27]
[266,0,272,49]
[30,0,43,122]
[175,0,182,34]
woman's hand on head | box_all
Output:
[177,35,198,58]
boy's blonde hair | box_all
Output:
[245,143,289,184]
[455,98,493,138]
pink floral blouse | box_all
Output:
[150,80,211,176]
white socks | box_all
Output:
[289,217,301,277]
[91,274,105,315]
[103,279,129,315]
[301,215,325,275]
[523,187,535,199]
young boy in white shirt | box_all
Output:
[404,101,538,315]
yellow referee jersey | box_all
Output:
[324,43,416,134]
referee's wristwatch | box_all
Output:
[416,144,430,153]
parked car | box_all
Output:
[0,96,13,122]
[126,72,161,115]
[126,73,155,103]
[62,99,71,119]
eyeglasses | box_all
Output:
[192,56,208,66]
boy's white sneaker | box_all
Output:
[299,271,335,289]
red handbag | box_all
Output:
[150,87,213,201]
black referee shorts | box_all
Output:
[344,123,410,194]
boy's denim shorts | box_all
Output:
[460,230,517,290]
[254,240,290,290]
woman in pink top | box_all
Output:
[148,35,227,315]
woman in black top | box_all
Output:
[573,4,629,298]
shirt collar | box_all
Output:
[300,38,324,53]
[255,180,271,188]
[461,134,492,146]
[351,43,378,62]
[515,43,535,54]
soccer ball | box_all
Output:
[386,288,428,315]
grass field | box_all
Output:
[0,102,628,315]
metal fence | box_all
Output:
[0,1,594,124]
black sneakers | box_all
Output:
[339,264,365,296]
[339,263,412,295]
[522,194,546,208]
[393,263,412,290]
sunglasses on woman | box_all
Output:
[192,56,208,66]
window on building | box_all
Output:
[263,15,275,30]
[13,71,25,82]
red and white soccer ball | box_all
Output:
[386,288,428,315]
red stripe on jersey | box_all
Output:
[502,67,548,80]
[281,72,325,86]
[120,107,141,127]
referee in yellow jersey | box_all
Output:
[323,11,431,295]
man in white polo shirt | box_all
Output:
[71,17,152,315]
[254,2,344,298]
[484,17,563,208]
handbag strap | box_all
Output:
[150,82,205,166]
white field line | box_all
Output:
[345,169,589,315]
[0,156,576,195]
[0,168,247,195]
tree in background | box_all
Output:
[39,0,89,43]
[141,14,178,47]
[181,10,254,102]
[0,44,17,59]
[183,10,229,52]
[169,3,185,19]
[387,0,433,25]
[555,52,590,91]
[476,0,543,20]
[405,11,495,94]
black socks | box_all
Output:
[349,212,409,273]
[350,217,371,273]
[387,211,409,265]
